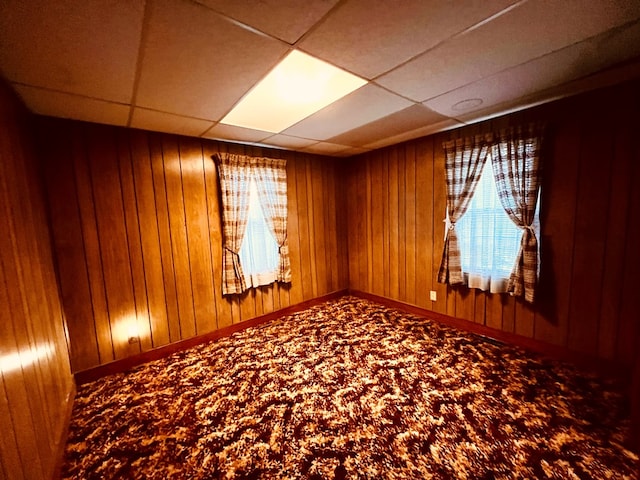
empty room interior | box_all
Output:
[1,1,640,478]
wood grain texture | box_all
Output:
[37,119,348,372]
[345,80,640,370]
[0,81,73,480]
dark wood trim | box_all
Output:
[348,289,628,381]
[50,382,76,480]
[74,289,348,384]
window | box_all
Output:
[456,155,540,293]
[239,177,279,288]
[438,126,543,302]
[217,153,291,296]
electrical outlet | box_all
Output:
[430,290,437,302]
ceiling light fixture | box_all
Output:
[220,50,367,133]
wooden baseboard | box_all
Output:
[348,289,627,381]
[74,290,348,384]
[50,380,76,480]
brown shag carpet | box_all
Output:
[62,297,638,479]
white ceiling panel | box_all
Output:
[3,0,640,157]
[282,84,413,140]
[377,0,640,102]
[299,0,518,79]
[131,108,214,137]
[202,123,272,143]
[424,19,640,119]
[363,119,464,150]
[136,0,289,121]
[261,135,318,149]
[0,0,144,103]
[194,0,340,44]
[328,105,449,147]
[302,142,351,155]
[14,85,130,127]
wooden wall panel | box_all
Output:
[38,119,348,372]
[346,80,640,370]
[0,82,73,480]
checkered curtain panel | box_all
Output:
[437,134,492,285]
[253,157,292,284]
[217,153,252,295]
[490,124,544,303]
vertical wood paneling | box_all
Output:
[597,122,632,360]
[616,139,640,366]
[129,130,171,346]
[40,125,98,370]
[117,129,153,352]
[285,154,304,307]
[40,119,346,371]
[388,149,399,300]
[202,141,233,328]
[432,136,447,315]
[149,132,182,342]
[87,124,138,359]
[346,80,640,369]
[311,160,327,296]
[404,143,416,306]
[567,115,612,354]
[294,155,314,301]
[0,81,73,480]
[75,125,116,363]
[371,153,384,296]
[415,138,433,309]
[180,137,216,335]
[346,161,360,290]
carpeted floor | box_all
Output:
[62,297,638,479]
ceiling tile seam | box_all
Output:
[289,0,350,47]
[260,133,324,145]
[198,122,219,138]
[368,81,424,106]
[212,47,294,126]
[451,58,640,125]
[368,0,528,84]
[419,18,640,107]
[9,81,132,107]
[189,0,295,47]
[126,0,156,128]
[133,105,219,123]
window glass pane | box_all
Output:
[456,156,523,291]
[239,178,279,288]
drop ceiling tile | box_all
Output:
[377,0,640,102]
[194,0,339,44]
[302,142,351,155]
[363,119,463,150]
[281,83,413,140]
[327,104,449,147]
[424,20,640,120]
[332,146,371,157]
[202,123,272,143]
[14,85,130,126]
[299,0,517,79]
[261,135,318,149]
[136,0,288,121]
[0,0,144,103]
[130,108,214,137]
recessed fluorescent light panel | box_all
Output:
[220,50,367,133]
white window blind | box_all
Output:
[456,155,539,293]
[239,177,279,288]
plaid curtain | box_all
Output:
[437,134,492,285]
[217,153,252,295]
[490,124,543,303]
[253,157,291,283]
